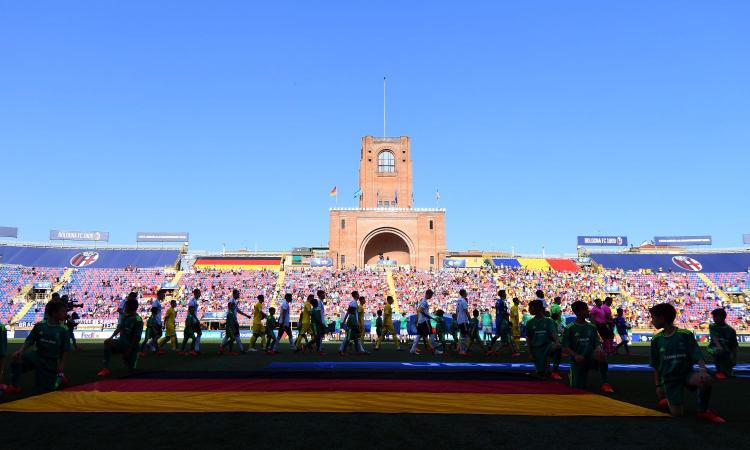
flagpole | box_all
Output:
[383,76,387,137]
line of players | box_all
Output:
[0,287,739,422]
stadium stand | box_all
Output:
[59,268,175,327]
[0,266,64,324]
[393,267,499,316]
[707,272,750,292]
[1,247,749,331]
[178,269,279,323]
[283,267,389,321]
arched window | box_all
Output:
[378,150,395,173]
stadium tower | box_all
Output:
[328,136,446,269]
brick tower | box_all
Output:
[328,136,446,269]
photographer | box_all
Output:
[59,294,83,351]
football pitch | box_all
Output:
[1,342,748,450]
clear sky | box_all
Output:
[1,1,748,255]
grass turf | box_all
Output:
[1,342,748,449]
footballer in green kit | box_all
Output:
[219,301,240,355]
[434,310,448,353]
[562,301,613,393]
[6,300,71,393]
[525,299,562,379]
[140,306,162,355]
[181,305,201,355]
[264,306,278,353]
[97,293,144,377]
[649,303,724,423]
[707,308,738,379]
[0,320,7,391]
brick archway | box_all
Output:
[358,227,416,267]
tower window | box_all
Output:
[341,219,346,229]
[430,256,435,265]
[429,220,434,230]
[341,255,346,265]
[378,150,395,173]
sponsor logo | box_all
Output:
[671,255,703,272]
[70,251,100,267]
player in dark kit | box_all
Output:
[0,319,7,392]
[525,299,562,380]
[562,301,613,393]
[488,290,520,357]
[707,308,738,379]
[219,302,241,355]
[97,294,143,377]
[649,303,724,422]
[140,306,162,356]
[5,300,71,393]
[264,307,278,354]
[180,305,201,356]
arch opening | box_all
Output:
[363,231,411,266]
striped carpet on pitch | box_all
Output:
[0,371,663,416]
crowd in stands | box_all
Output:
[0,266,64,325]
[283,268,389,321]
[0,264,748,331]
[178,269,279,323]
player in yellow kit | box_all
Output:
[375,296,400,350]
[358,296,366,340]
[248,295,267,352]
[294,295,314,351]
[510,297,521,348]
[157,300,178,353]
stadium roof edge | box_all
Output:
[0,241,180,251]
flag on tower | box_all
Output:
[330,186,337,197]
[353,188,362,199]
[436,190,441,201]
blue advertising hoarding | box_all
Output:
[0,226,18,238]
[577,236,628,246]
[50,229,109,241]
[136,232,189,243]
[653,235,712,246]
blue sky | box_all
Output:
[1,1,748,255]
